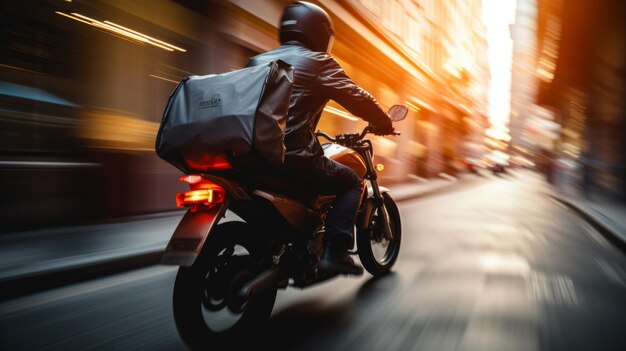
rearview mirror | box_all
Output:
[388,104,408,122]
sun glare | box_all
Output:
[482,0,517,137]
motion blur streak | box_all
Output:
[57,11,185,52]
[69,12,177,51]
[103,21,187,52]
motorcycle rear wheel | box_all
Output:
[357,193,402,276]
[172,221,276,350]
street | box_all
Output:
[1,171,625,351]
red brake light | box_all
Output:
[175,177,226,208]
[184,154,233,171]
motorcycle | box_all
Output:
[162,104,408,348]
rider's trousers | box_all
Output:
[277,156,363,245]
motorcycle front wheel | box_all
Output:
[172,221,276,350]
[357,192,402,276]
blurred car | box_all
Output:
[483,151,510,174]
[452,157,480,174]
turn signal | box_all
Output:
[375,163,385,172]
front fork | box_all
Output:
[361,145,394,241]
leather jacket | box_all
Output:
[247,42,392,166]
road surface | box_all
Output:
[1,171,625,350]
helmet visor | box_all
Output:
[326,34,335,53]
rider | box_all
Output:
[247,1,394,275]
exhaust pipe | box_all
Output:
[229,266,286,313]
[238,266,284,300]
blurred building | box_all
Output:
[536,0,626,201]
[509,0,561,166]
[509,0,537,152]
[209,0,492,179]
[405,0,491,176]
[0,0,491,232]
[1,0,218,231]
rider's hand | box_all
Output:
[369,121,394,136]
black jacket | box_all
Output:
[247,42,392,166]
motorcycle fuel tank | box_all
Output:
[323,143,367,178]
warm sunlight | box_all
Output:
[482,0,517,136]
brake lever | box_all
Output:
[315,130,337,142]
[358,126,370,140]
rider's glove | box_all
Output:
[369,120,394,136]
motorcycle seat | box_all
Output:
[247,175,320,208]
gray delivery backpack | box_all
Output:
[156,60,294,173]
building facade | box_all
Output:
[536,0,626,201]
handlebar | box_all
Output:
[315,126,400,145]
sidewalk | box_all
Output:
[546,164,626,251]
[0,211,185,300]
[551,191,626,252]
[0,174,477,300]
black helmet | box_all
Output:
[279,1,335,53]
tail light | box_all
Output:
[184,154,233,171]
[176,175,226,208]
[375,163,385,172]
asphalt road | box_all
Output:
[1,171,625,351]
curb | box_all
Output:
[550,194,626,254]
[0,250,163,301]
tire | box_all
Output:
[172,221,277,350]
[357,193,402,276]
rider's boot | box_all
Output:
[318,239,364,275]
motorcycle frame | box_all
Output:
[161,135,391,268]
